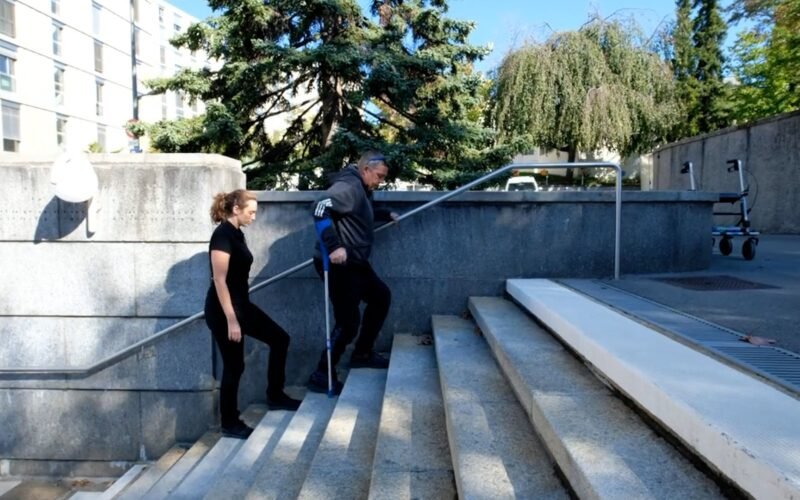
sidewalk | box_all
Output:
[608,234,800,356]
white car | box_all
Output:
[505,176,539,191]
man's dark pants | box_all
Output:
[313,258,391,374]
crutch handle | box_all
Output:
[314,219,332,272]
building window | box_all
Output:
[54,66,65,105]
[51,0,60,15]
[158,6,164,26]
[0,53,15,92]
[97,124,106,152]
[175,91,183,118]
[161,93,167,119]
[95,81,103,116]
[173,13,181,34]
[0,0,14,38]
[94,41,103,73]
[191,98,197,114]
[52,24,63,56]
[1,100,19,151]
[92,3,101,36]
[56,114,67,149]
[159,46,166,72]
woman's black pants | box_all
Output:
[205,300,289,427]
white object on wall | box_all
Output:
[50,153,98,203]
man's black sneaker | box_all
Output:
[307,370,343,395]
[221,420,253,439]
[267,392,302,411]
[350,351,390,369]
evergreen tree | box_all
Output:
[141,0,521,189]
[691,0,730,132]
[672,0,700,137]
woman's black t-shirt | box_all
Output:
[206,220,253,307]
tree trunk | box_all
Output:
[566,145,577,183]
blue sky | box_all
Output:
[169,0,736,73]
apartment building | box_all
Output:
[0,0,207,155]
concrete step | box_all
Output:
[0,481,20,497]
[508,278,800,500]
[92,464,145,500]
[469,296,725,499]
[115,446,188,500]
[0,479,70,499]
[203,409,293,500]
[166,436,243,499]
[297,369,388,500]
[142,431,220,499]
[432,315,568,499]
[367,334,455,500]
[245,393,336,500]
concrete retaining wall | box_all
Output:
[0,154,716,472]
[0,154,244,473]
[651,110,800,234]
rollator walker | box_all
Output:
[681,158,760,260]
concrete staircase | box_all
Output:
[48,279,800,500]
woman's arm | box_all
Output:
[210,249,242,343]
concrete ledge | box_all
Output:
[469,296,723,499]
[368,335,455,500]
[298,369,387,500]
[507,279,800,500]
[432,315,567,499]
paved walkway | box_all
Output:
[608,234,800,355]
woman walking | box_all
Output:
[205,190,301,439]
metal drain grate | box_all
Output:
[560,279,800,396]
[654,275,778,291]
[708,343,800,390]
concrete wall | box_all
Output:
[0,154,244,474]
[651,110,800,234]
[0,153,717,473]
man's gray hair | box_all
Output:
[358,151,387,169]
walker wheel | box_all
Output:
[742,238,757,261]
[719,237,733,256]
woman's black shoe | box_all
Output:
[221,420,254,439]
[267,392,302,411]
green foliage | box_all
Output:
[691,0,730,132]
[142,0,516,189]
[86,142,104,153]
[493,19,679,160]
[125,120,148,139]
[728,0,800,122]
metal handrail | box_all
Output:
[0,161,622,378]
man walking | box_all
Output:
[308,151,397,394]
